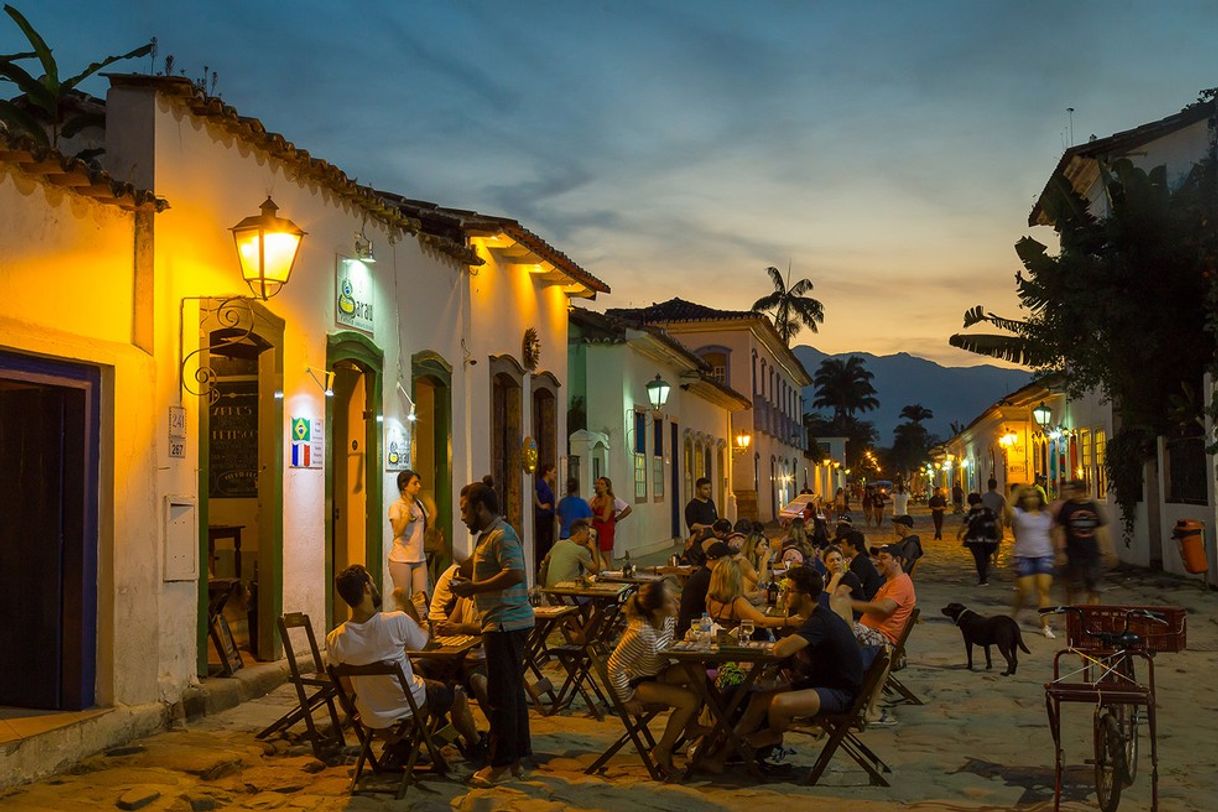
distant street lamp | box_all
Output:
[1033,401,1052,430]
[231,196,306,300]
[646,374,671,411]
[734,430,752,451]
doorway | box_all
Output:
[196,300,284,673]
[412,352,452,581]
[670,422,680,539]
[491,361,523,533]
[326,333,383,629]
[0,351,99,710]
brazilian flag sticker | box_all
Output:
[291,417,311,442]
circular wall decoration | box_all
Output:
[522,436,539,473]
[522,327,541,371]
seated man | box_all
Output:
[416,559,491,721]
[891,515,924,573]
[850,545,917,649]
[712,567,864,769]
[675,541,731,638]
[428,560,461,625]
[326,564,482,758]
[539,518,600,588]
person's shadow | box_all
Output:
[951,756,1093,806]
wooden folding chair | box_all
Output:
[256,613,344,758]
[584,644,667,780]
[327,662,449,800]
[804,650,893,787]
[882,608,923,706]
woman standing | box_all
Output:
[892,482,910,518]
[928,487,948,540]
[606,581,704,777]
[958,492,1001,586]
[388,469,429,598]
[590,477,631,569]
[533,464,557,575]
[870,487,887,530]
[860,487,874,528]
[1006,486,1056,638]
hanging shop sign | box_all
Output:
[209,379,259,497]
[289,415,324,469]
[385,420,412,472]
[336,257,375,335]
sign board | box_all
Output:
[290,416,324,468]
[385,420,412,471]
[336,257,375,335]
[169,405,186,459]
[209,379,259,498]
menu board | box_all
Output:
[209,378,259,498]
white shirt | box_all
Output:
[428,564,460,622]
[892,493,910,516]
[325,611,428,728]
[1012,508,1055,559]
[389,497,426,563]
[607,616,675,701]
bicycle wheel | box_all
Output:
[1115,704,1139,785]
[1094,710,1126,812]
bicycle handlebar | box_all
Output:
[1037,606,1168,623]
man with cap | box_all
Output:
[891,515,924,574]
[850,543,917,726]
[676,541,731,638]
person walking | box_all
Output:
[451,480,534,787]
[928,487,947,540]
[1054,479,1115,605]
[533,464,557,576]
[861,487,874,528]
[891,482,910,519]
[958,492,1001,586]
[1006,486,1056,638]
[388,470,429,598]
[870,486,887,530]
[952,483,965,514]
[591,477,631,568]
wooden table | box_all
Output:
[208,524,244,578]
[525,604,579,713]
[541,582,633,718]
[408,635,480,662]
[668,642,788,780]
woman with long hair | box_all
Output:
[706,559,797,631]
[820,545,865,625]
[388,469,429,597]
[1006,486,1057,638]
[590,477,631,569]
[606,580,704,776]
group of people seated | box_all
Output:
[607,520,919,775]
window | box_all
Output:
[652,416,665,500]
[697,349,729,384]
[717,446,726,509]
[1079,429,1092,490]
[1094,430,1107,498]
[684,438,694,501]
[703,442,713,481]
[634,411,647,501]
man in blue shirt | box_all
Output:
[555,478,593,540]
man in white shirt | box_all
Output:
[326,565,481,755]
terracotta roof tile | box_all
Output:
[0,131,167,212]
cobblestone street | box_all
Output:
[3,510,1216,811]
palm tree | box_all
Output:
[0,4,154,150]
[751,264,825,346]
[949,419,966,436]
[899,404,934,424]
[811,357,878,421]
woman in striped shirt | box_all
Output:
[606,580,701,776]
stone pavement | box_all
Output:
[3,508,1216,811]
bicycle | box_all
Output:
[1040,604,1186,812]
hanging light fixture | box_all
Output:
[646,374,671,411]
[1033,401,1052,429]
[231,196,306,300]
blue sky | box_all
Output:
[12,1,1218,363]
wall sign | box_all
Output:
[336,257,375,335]
[385,420,412,472]
[209,379,259,498]
[289,416,324,468]
[169,405,186,459]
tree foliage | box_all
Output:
[811,356,879,422]
[0,4,154,149]
[752,264,825,346]
[803,411,877,470]
[899,403,934,424]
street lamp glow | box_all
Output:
[646,374,671,411]
[1033,401,1052,429]
[231,197,306,300]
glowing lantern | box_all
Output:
[231,197,306,300]
[646,374,671,411]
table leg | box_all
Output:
[680,661,771,780]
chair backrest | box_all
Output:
[845,649,891,722]
[588,643,630,717]
[328,660,426,729]
[279,612,324,678]
[889,607,920,661]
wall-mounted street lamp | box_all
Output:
[307,366,335,397]
[354,229,376,264]
[231,197,306,300]
[734,430,752,453]
[646,374,671,412]
[1032,401,1052,430]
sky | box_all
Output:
[13,1,1218,365]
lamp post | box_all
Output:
[645,374,671,413]
[1033,401,1052,430]
[231,196,306,300]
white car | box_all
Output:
[778,494,820,527]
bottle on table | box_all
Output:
[767,578,779,606]
[623,550,633,578]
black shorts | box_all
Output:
[790,681,855,716]
[1064,557,1103,591]
[422,678,455,715]
[629,674,659,689]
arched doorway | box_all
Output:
[412,351,453,581]
[325,332,383,629]
[490,356,524,533]
[532,372,560,476]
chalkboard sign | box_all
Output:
[209,378,259,498]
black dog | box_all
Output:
[941,602,1031,676]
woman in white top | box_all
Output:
[892,483,910,517]
[606,580,702,776]
[388,470,429,599]
[1005,485,1057,638]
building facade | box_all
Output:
[567,308,750,556]
[605,299,813,522]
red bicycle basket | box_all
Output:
[1065,605,1187,652]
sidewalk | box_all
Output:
[3,509,1215,811]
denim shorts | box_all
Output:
[1015,555,1055,577]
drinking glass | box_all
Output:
[740,619,755,641]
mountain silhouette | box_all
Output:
[793,346,1031,443]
